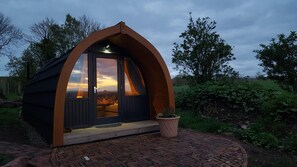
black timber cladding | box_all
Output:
[22,49,73,144]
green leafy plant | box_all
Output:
[174,79,297,153]
[158,107,178,118]
[234,129,279,149]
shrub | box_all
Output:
[234,129,278,149]
[175,80,297,124]
[282,134,297,154]
[175,80,268,123]
[174,79,297,153]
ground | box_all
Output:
[0,107,296,166]
[230,136,296,167]
[243,143,297,167]
[0,127,29,144]
[1,126,296,166]
[0,127,27,165]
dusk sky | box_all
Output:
[0,0,297,77]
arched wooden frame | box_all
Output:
[53,22,174,147]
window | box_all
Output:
[66,54,88,98]
[124,58,146,96]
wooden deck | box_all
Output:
[63,120,160,145]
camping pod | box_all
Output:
[22,22,174,147]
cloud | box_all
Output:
[0,0,297,78]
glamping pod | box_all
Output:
[22,22,174,147]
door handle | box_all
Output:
[94,87,97,93]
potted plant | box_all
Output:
[156,107,180,137]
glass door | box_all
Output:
[94,56,120,124]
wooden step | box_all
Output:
[63,120,159,145]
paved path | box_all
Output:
[1,129,248,167]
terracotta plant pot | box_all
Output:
[156,116,180,137]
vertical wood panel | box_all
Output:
[65,99,90,128]
[123,95,149,122]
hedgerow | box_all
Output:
[175,80,297,152]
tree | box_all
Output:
[255,31,297,92]
[0,12,23,57]
[172,14,237,84]
[6,14,102,87]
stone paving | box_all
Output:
[1,129,248,167]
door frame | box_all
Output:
[88,52,124,125]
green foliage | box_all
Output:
[158,107,177,118]
[273,155,297,167]
[177,110,232,133]
[252,79,284,91]
[234,129,279,149]
[172,14,238,84]
[282,134,297,154]
[0,108,20,127]
[174,79,297,153]
[261,92,297,122]
[248,153,296,167]
[175,80,297,122]
[175,80,266,120]
[255,31,297,92]
[5,93,20,100]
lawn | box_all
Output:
[0,107,20,126]
[177,108,231,133]
[0,107,29,144]
[0,107,30,165]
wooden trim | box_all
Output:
[123,27,175,110]
[52,22,174,147]
[53,25,121,147]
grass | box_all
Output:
[177,108,297,167]
[247,150,296,167]
[173,85,189,94]
[177,108,232,133]
[0,108,20,127]
[0,107,29,165]
[0,154,14,166]
[251,79,286,92]
[5,93,21,100]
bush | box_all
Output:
[282,134,297,154]
[175,80,268,123]
[174,79,297,153]
[175,80,297,124]
[234,129,278,149]
[261,91,297,122]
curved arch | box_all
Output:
[53,22,174,146]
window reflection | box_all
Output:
[66,54,88,98]
[96,58,118,118]
[124,58,146,96]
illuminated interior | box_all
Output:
[96,58,119,118]
[65,52,146,118]
[66,54,88,98]
[124,58,146,96]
